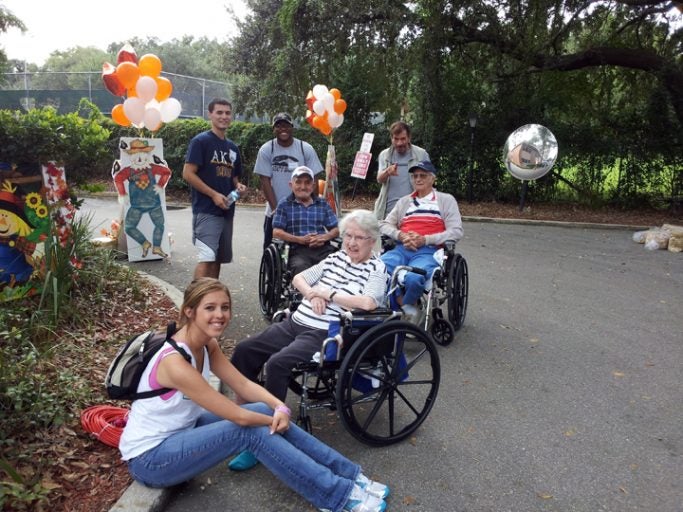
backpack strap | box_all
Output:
[132,322,191,400]
[164,322,191,363]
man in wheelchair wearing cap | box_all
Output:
[271,165,339,276]
[379,160,463,319]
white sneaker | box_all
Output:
[356,473,390,499]
[343,483,386,512]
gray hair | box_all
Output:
[339,209,380,241]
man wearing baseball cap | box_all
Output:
[271,165,339,276]
[254,112,324,250]
[379,160,463,319]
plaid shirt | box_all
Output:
[272,194,338,239]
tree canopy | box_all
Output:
[228,0,682,204]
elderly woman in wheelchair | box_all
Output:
[379,160,466,344]
[229,210,387,465]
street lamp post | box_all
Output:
[468,113,477,203]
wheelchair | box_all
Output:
[258,239,299,319]
[383,238,469,346]
[258,238,342,320]
[287,308,441,446]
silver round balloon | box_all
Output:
[503,124,558,181]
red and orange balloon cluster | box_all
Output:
[305,84,347,137]
[102,44,182,131]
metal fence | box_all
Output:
[0,71,234,119]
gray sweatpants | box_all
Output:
[231,316,327,401]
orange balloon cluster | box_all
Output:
[103,44,182,131]
[305,84,347,137]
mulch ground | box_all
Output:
[3,281,179,512]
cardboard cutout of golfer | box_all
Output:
[112,138,171,262]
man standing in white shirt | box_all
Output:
[254,113,324,249]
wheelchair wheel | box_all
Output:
[258,244,283,318]
[336,321,440,446]
[430,317,454,346]
[447,255,468,331]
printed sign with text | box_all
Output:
[350,133,376,179]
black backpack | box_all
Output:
[105,322,191,400]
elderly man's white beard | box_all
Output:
[129,155,152,170]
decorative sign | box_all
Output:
[350,133,375,179]
[351,152,373,179]
[359,133,375,153]
[0,164,61,299]
[0,180,46,290]
[42,163,76,237]
[112,138,172,262]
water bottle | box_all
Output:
[225,189,240,208]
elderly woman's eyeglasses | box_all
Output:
[342,233,373,242]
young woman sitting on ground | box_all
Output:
[118,277,389,512]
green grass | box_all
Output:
[76,182,108,194]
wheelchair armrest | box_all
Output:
[333,309,399,329]
[444,240,457,253]
[271,238,287,250]
[346,308,396,317]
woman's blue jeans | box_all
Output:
[127,402,359,512]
